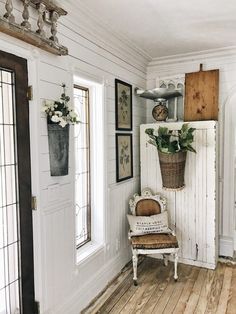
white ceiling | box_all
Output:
[78,0,236,59]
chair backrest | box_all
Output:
[129,188,166,216]
[135,199,161,216]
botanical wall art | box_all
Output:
[42,84,79,176]
[116,133,133,182]
[115,79,132,130]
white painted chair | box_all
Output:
[128,188,179,285]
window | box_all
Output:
[74,85,91,248]
[74,75,105,261]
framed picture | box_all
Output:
[115,79,132,130]
[116,133,133,182]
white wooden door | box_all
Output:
[140,121,218,269]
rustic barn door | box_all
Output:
[0,51,35,314]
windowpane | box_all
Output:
[0,69,20,314]
[74,85,91,248]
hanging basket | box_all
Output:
[47,124,69,176]
[158,151,187,190]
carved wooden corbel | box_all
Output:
[0,0,68,55]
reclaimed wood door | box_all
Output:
[140,121,217,269]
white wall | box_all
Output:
[0,1,148,313]
[147,47,236,257]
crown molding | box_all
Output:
[148,46,236,68]
[58,1,236,72]
[62,0,151,68]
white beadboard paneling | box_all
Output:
[140,121,217,268]
[206,127,217,264]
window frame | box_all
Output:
[73,74,105,264]
[74,84,92,249]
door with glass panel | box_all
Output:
[0,51,35,314]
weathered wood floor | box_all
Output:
[82,257,236,314]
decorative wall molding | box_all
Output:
[148,46,236,68]
[26,0,67,17]
[157,74,185,121]
[0,0,68,55]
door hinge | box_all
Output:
[32,196,37,211]
[27,85,33,101]
[35,301,40,314]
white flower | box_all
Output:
[59,118,67,128]
[42,88,79,126]
[153,129,159,136]
[51,115,60,123]
[54,111,63,117]
[41,105,48,112]
[69,111,77,118]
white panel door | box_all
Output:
[140,121,217,269]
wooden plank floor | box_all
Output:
[82,257,236,314]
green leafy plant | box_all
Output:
[145,123,196,154]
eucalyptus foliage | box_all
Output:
[145,123,196,154]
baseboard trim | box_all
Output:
[54,249,130,314]
[219,236,234,257]
[150,254,216,269]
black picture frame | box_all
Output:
[115,79,132,131]
[116,133,133,182]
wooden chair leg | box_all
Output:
[132,250,138,285]
[174,252,178,281]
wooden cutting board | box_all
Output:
[184,67,219,121]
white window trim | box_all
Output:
[73,75,105,264]
[76,242,105,266]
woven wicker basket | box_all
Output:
[158,151,187,190]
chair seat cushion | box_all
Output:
[130,233,179,249]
